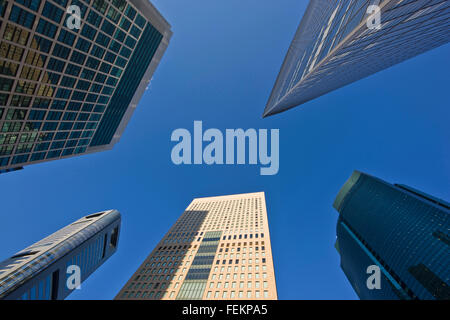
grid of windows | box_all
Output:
[116,193,277,300]
[0,0,168,169]
[0,210,121,300]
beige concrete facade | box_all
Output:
[116,192,277,300]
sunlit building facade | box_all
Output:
[264,0,450,117]
[116,192,278,300]
[0,0,172,173]
[334,171,450,300]
[0,210,121,300]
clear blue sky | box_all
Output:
[1,0,449,300]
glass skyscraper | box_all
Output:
[264,0,450,117]
[0,0,172,173]
[333,171,449,300]
[115,192,278,300]
[0,209,121,300]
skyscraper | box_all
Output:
[333,171,450,300]
[0,209,121,300]
[264,0,450,117]
[116,192,278,300]
[0,0,172,173]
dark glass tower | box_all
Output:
[0,0,172,173]
[333,171,449,300]
[0,210,121,300]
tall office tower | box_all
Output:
[0,0,172,173]
[116,192,278,300]
[264,0,450,117]
[0,210,121,300]
[333,171,450,300]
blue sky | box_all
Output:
[1,0,449,300]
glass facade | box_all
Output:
[264,0,450,116]
[0,210,121,300]
[334,171,450,300]
[115,192,278,300]
[19,274,52,300]
[0,0,171,171]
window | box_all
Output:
[58,29,76,46]
[110,40,121,53]
[30,152,44,161]
[66,64,81,77]
[111,0,126,12]
[61,76,75,88]
[30,35,50,53]
[25,51,47,68]
[20,66,40,81]
[135,15,146,28]
[11,95,32,107]
[82,24,97,39]
[77,80,90,91]
[47,58,65,73]
[114,29,126,42]
[0,43,24,62]
[93,0,108,14]
[81,69,95,80]
[0,77,14,92]
[76,38,91,53]
[125,36,136,48]
[96,33,111,47]
[15,0,41,12]
[71,51,87,65]
[46,111,62,121]
[125,5,136,20]
[102,19,116,35]
[86,57,100,70]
